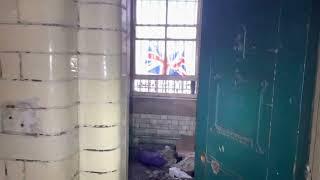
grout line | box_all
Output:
[12,152,80,163]
[22,160,26,180]
[82,169,118,174]
[4,161,7,176]
[0,57,3,79]
[0,78,77,82]
[75,0,125,9]
[0,22,127,32]
[2,103,79,110]
[18,52,23,80]
[16,0,21,23]
[83,147,120,152]
[0,51,126,56]
[81,124,120,128]
[1,127,78,137]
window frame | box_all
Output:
[131,0,202,98]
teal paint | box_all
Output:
[195,0,320,179]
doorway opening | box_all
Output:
[128,0,202,179]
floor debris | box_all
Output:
[129,143,195,180]
[172,155,195,174]
[169,167,192,179]
[160,146,177,167]
[136,149,167,167]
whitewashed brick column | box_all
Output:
[0,0,79,180]
[77,0,128,180]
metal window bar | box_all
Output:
[133,0,199,97]
[133,79,197,96]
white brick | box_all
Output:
[80,149,120,172]
[35,106,78,134]
[73,174,79,180]
[132,114,140,118]
[140,114,148,119]
[0,160,4,180]
[25,155,78,180]
[78,29,121,55]
[0,0,18,23]
[6,160,24,180]
[80,171,120,180]
[79,103,121,126]
[158,125,169,130]
[77,0,121,5]
[169,125,179,130]
[139,118,150,124]
[0,25,77,53]
[141,114,160,119]
[172,120,179,125]
[167,115,179,120]
[19,0,77,25]
[21,53,75,81]
[178,116,192,121]
[78,55,121,80]
[150,119,158,125]
[179,130,187,135]
[181,125,189,131]
[160,115,167,120]
[2,105,77,135]
[0,53,20,80]
[159,120,171,125]
[139,123,150,128]
[157,129,171,135]
[0,131,78,161]
[79,4,121,29]
[0,80,77,108]
[134,128,156,136]
[80,126,120,150]
[79,80,120,103]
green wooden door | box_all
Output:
[195,0,319,179]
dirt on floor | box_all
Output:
[128,144,194,180]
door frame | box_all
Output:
[308,36,320,180]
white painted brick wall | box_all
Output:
[0,160,5,180]
[77,1,127,179]
[0,1,79,180]
[80,171,120,180]
[0,0,128,179]
[131,113,196,144]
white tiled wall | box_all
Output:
[77,0,127,179]
[0,0,129,179]
[18,0,77,25]
[0,25,77,53]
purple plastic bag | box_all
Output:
[136,150,167,167]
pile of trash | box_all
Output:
[134,145,195,180]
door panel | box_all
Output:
[195,0,319,179]
[205,1,279,179]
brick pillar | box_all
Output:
[0,0,79,180]
[77,0,128,179]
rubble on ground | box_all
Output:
[129,142,195,180]
[172,155,195,174]
[160,146,177,167]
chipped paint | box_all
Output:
[1,98,40,135]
